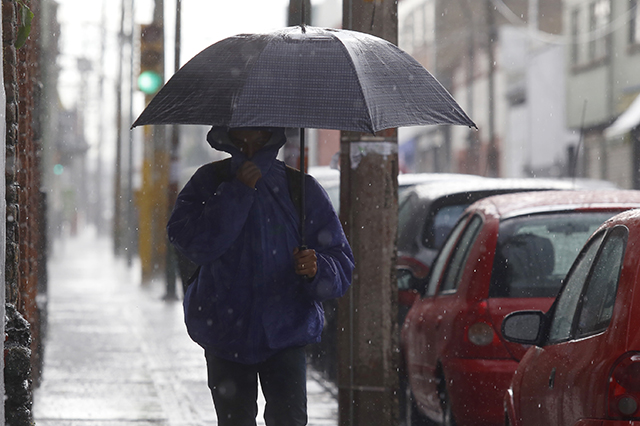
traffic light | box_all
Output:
[139,24,164,95]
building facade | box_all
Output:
[397,0,574,178]
[565,0,640,188]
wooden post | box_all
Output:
[337,1,400,424]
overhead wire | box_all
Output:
[490,0,639,46]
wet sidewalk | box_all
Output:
[33,230,338,426]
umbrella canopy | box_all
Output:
[132,26,476,132]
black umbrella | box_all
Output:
[132,25,476,245]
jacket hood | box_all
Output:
[206,126,287,177]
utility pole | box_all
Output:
[95,0,107,233]
[288,0,311,26]
[165,0,182,299]
[138,0,167,281]
[338,1,399,425]
[486,0,499,177]
[460,0,478,175]
[113,0,126,254]
[126,0,136,266]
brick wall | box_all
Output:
[3,0,46,424]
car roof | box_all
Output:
[407,177,578,201]
[471,190,640,219]
[310,169,487,190]
[397,172,485,188]
[598,208,640,230]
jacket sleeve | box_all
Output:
[302,177,354,302]
[167,164,255,265]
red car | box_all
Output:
[401,190,640,426]
[503,208,640,426]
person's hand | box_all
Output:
[293,247,317,278]
[236,161,262,188]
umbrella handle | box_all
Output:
[299,128,306,247]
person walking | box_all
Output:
[167,126,354,426]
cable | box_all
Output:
[490,0,639,46]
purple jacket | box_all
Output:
[167,128,354,364]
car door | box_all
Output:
[554,225,628,426]
[411,215,483,415]
[516,231,606,426]
[403,214,478,416]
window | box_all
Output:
[571,8,581,65]
[589,0,611,61]
[398,194,427,253]
[548,232,605,343]
[575,226,627,337]
[489,212,613,299]
[439,215,482,293]
[430,204,470,250]
[631,0,640,45]
[424,215,469,297]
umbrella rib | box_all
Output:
[332,35,377,134]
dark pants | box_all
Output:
[205,347,308,426]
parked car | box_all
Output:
[396,177,591,316]
[502,208,640,426]
[309,166,486,213]
[307,168,484,383]
[401,190,640,426]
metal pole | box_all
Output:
[113,0,126,254]
[299,128,306,247]
[165,0,182,299]
[95,0,107,233]
[126,0,136,267]
[486,0,499,177]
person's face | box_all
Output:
[228,129,272,159]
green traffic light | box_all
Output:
[53,164,64,175]
[138,70,163,95]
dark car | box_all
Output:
[503,208,640,426]
[401,190,640,426]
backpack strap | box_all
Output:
[181,158,233,288]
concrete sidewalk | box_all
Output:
[33,230,338,426]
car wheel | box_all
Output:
[440,385,457,426]
[409,393,438,426]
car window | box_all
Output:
[431,204,471,250]
[547,231,605,343]
[489,212,614,299]
[439,215,483,294]
[398,193,427,253]
[424,215,469,297]
[575,226,628,338]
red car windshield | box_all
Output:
[489,211,616,299]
